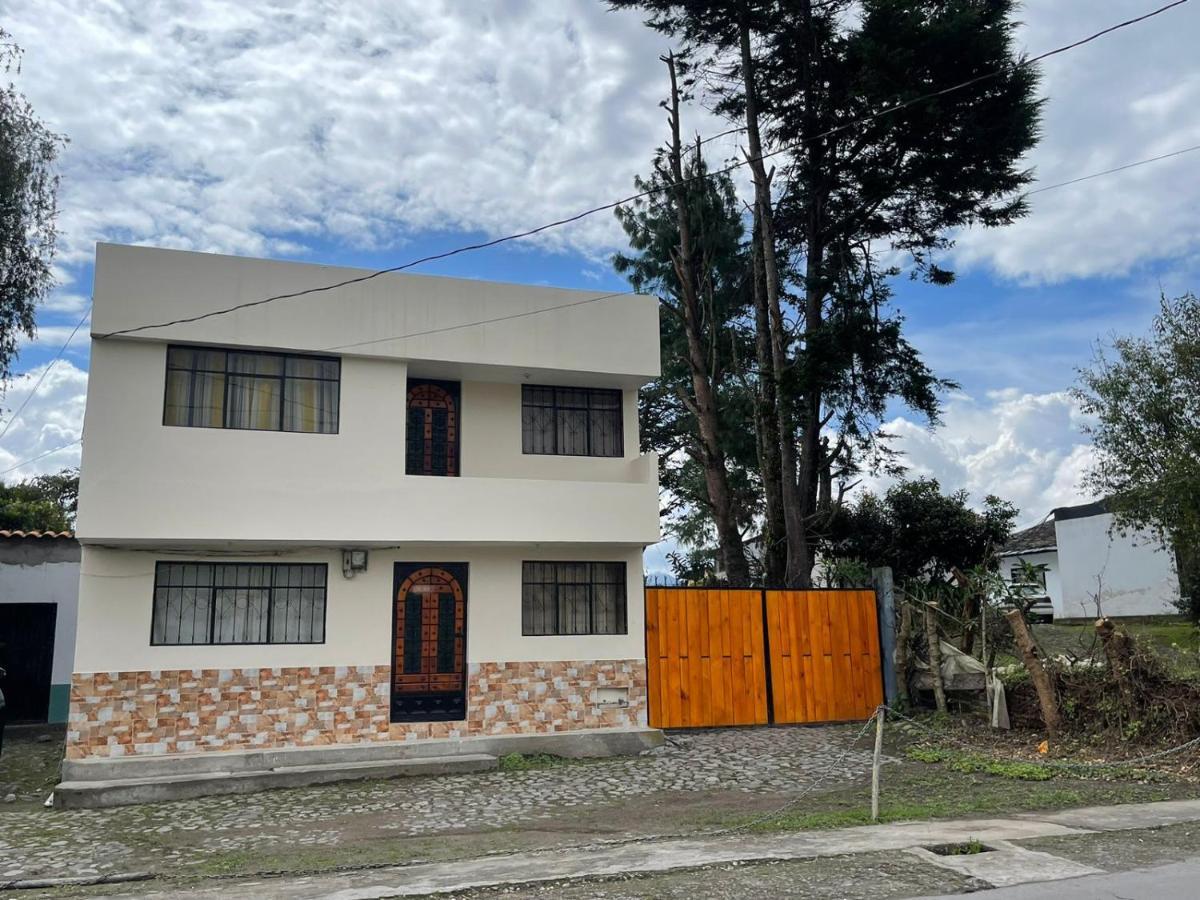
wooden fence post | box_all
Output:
[923,602,948,714]
[872,567,899,706]
[870,707,885,822]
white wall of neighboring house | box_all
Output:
[1003,550,1063,615]
[0,538,80,722]
[1054,511,1180,618]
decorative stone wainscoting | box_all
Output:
[65,660,648,759]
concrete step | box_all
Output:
[53,753,498,809]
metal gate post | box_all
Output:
[871,567,899,705]
[760,588,776,725]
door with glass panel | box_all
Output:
[390,563,468,722]
[405,379,460,476]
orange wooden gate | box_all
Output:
[644,588,883,728]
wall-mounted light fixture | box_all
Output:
[342,549,369,579]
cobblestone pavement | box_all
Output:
[0,725,879,883]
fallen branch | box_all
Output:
[1005,608,1061,739]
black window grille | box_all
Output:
[164,345,340,434]
[151,562,327,645]
[521,385,623,457]
[521,561,627,635]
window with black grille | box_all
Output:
[521,385,623,457]
[163,345,340,434]
[521,561,627,635]
[151,562,327,645]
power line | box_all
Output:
[0,305,91,444]
[93,1,1189,341]
[318,288,637,352]
[1027,142,1200,195]
[0,437,82,477]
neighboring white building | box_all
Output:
[68,243,661,768]
[998,500,1180,619]
[0,530,79,724]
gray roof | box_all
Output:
[999,519,1057,556]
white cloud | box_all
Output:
[954,0,1200,283]
[2,0,1192,292]
[0,360,87,479]
[7,0,722,272]
[859,389,1097,526]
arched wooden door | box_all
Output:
[391,562,468,722]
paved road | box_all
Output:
[918,858,1200,899]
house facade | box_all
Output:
[0,530,80,723]
[998,500,1179,619]
[68,243,661,763]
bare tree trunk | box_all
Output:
[739,19,809,588]
[1006,609,1061,738]
[952,567,980,655]
[750,225,786,586]
[663,53,750,586]
[923,602,948,714]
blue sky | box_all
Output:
[3,1,1200,577]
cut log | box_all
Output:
[1005,609,1061,739]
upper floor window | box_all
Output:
[406,379,460,476]
[163,345,340,434]
[521,385,622,457]
[151,562,327,645]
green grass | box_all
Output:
[725,757,1190,833]
[907,747,1055,781]
[497,752,573,772]
[1031,619,1200,676]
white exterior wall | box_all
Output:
[0,559,79,685]
[89,243,659,384]
[77,245,661,547]
[77,341,659,546]
[1003,550,1063,615]
[75,544,645,673]
[1054,512,1180,618]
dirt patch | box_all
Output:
[1019,822,1200,871]
[0,725,63,803]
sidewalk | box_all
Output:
[84,798,1200,899]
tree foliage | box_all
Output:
[1074,293,1200,618]
[615,123,760,583]
[0,30,65,387]
[610,0,1040,585]
[823,477,1016,584]
[0,467,78,532]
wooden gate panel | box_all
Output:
[645,588,768,728]
[646,587,881,729]
[766,589,882,724]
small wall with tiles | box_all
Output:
[65,659,648,760]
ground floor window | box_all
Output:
[521,561,627,635]
[151,562,327,645]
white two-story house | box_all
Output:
[66,243,661,776]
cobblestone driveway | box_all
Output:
[0,725,879,883]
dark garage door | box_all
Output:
[0,603,57,722]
